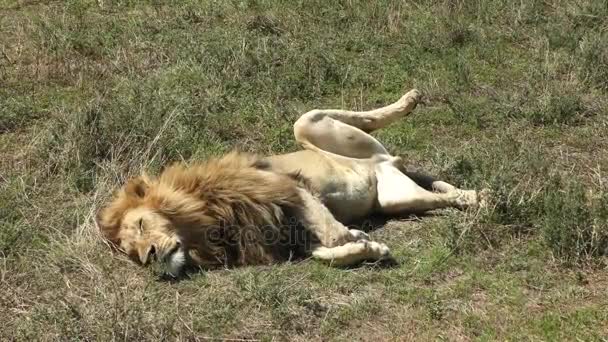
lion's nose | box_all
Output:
[148,245,157,261]
[139,244,157,265]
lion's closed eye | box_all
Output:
[138,218,144,233]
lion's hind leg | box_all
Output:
[376,161,489,213]
[400,169,491,209]
[312,240,390,266]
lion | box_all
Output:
[97,89,487,276]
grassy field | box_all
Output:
[1,0,608,340]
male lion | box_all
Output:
[97,89,486,276]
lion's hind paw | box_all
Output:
[477,188,492,209]
[349,229,370,241]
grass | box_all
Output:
[1,0,608,340]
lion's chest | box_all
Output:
[318,164,377,223]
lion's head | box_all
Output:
[97,152,308,276]
[97,176,189,276]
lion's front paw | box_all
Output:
[376,242,391,258]
[311,240,391,266]
[364,240,391,259]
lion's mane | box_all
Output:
[98,151,311,268]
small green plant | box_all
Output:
[528,93,586,126]
[542,178,608,264]
[426,292,445,321]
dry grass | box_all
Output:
[1,0,608,340]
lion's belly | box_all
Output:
[318,164,377,223]
[264,150,378,223]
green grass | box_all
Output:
[1,0,608,340]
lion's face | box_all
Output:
[98,175,191,276]
[118,207,175,262]
[117,207,187,275]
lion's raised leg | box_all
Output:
[312,240,390,266]
[293,89,421,159]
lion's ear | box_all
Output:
[125,175,150,198]
[95,206,121,246]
